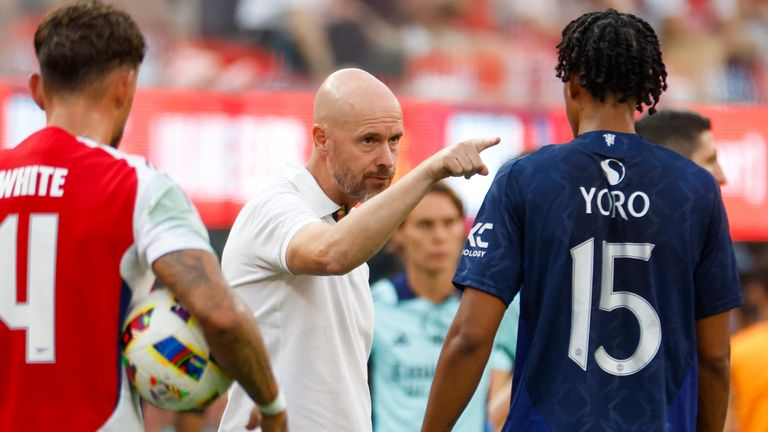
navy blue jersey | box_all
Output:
[454,131,742,432]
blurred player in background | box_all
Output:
[725,268,768,432]
[219,67,499,431]
[0,2,285,430]
[369,183,518,432]
[423,9,741,432]
[636,109,727,185]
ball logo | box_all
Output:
[600,159,625,186]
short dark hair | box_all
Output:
[555,9,668,114]
[34,1,146,93]
[635,110,711,157]
[397,182,465,230]
[391,182,464,255]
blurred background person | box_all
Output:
[369,183,518,432]
[635,109,727,185]
[4,0,768,105]
[726,267,768,432]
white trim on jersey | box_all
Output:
[75,136,214,431]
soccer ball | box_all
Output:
[122,288,232,410]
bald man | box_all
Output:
[218,69,499,431]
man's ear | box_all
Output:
[566,75,581,102]
[114,68,137,109]
[312,124,329,155]
[28,73,46,110]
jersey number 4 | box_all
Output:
[568,238,661,376]
[0,213,57,363]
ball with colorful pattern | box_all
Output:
[122,288,231,411]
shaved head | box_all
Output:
[310,68,404,205]
[313,68,401,126]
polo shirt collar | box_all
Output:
[289,168,342,218]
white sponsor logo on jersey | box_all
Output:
[468,222,493,248]
[464,223,493,257]
[600,159,625,186]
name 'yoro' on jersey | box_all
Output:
[453,131,742,432]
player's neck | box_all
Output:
[405,263,456,304]
[45,97,116,146]
[577,101,636,136]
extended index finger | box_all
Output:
[473,137,501,152]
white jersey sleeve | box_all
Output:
[133,167,213,267]
[116,160,213,305]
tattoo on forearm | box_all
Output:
[154,250,281,410]
[156,250,213,293]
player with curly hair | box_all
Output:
[423,9,741,432]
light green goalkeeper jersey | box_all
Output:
[370,274,520,432]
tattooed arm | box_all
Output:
[153,250,287,431]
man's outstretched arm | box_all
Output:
[422,288,506,431]
[154,249,287,431]
[287,137,500,276]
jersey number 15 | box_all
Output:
[568,238,661,376]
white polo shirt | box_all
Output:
[218,168,374,432]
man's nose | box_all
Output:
[713,162,727,186]
[376,143,396,168]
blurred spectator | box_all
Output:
[369,183,518,432]
[726,268,768,432]
[235,0,335,81]
[234,0,403,85]
[397,0,556,104]
[635,109,727,184]
[4,0,768,104]
[327,0,405,80]
[637,0,762,102]
[200,0,239,38]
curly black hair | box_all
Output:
[555,9,667,114]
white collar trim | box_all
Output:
[288,168,341,218]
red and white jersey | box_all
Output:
[0,127,212,431]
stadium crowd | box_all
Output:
[3,0,768,105]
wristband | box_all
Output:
[259,389,287,416]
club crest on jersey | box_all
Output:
[603,133,616,147]
[600,159,625,186]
